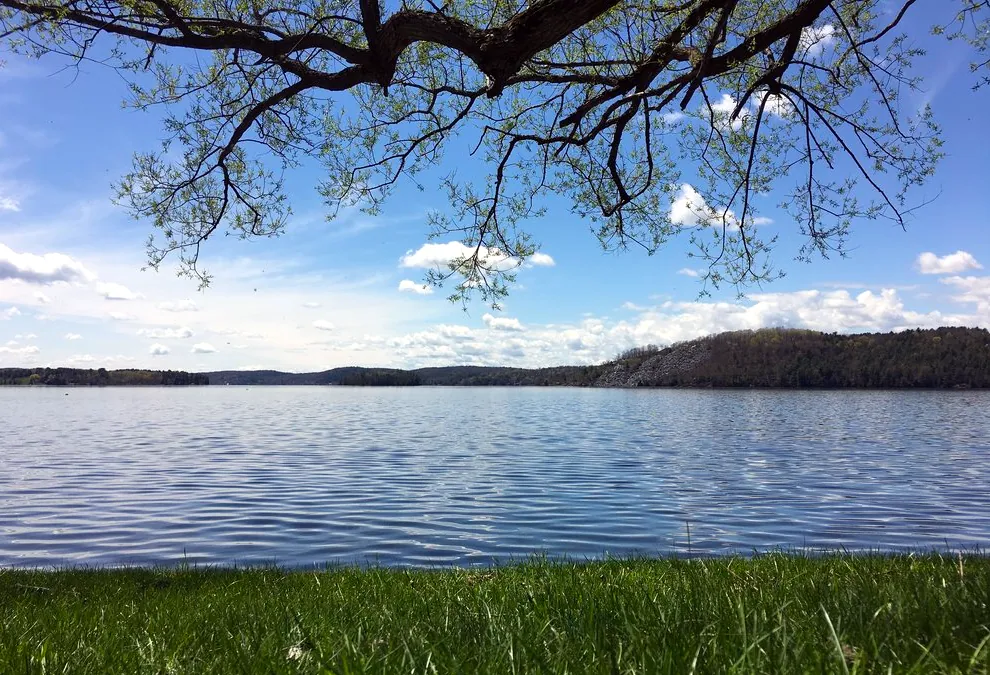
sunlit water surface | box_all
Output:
[1,387,988,567]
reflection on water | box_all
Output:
[1,387,987,566]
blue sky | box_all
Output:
[1,3,988,372]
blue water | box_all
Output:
[1,387,987,566]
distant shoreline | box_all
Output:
[5,326,990,389]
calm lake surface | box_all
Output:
[1,387,988,567]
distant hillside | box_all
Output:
[0,368,209,386]
[203,327,990,389]
[595,327,990,388]
[202,365,600,387]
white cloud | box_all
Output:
[158,300,198,312]
[137,326,194,339]
[34,291,50,304]
[529,253,556,267]
[677,268,700,278]
[64,333,82,340]
[312,320,334,331]
[940,275,990,314]
[95,281,142,301]
[0,243,92,284]
[0,196,20,212]
[400,241,554,272]
[0,344,39,355]
[482,313,525,332]
[191,342,217,354]
[14,333,37,340]
[2,306,21,319]
[398,279,434,295]
[754,88,795,118]
[149,343,170,356]
[710,93,745,131]
[917,251,983,275]
[68,354,95,364]
[108,312,131,321]
[669,184,770,229]
[302,301,321,308]
[800,24,836,57]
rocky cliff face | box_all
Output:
[593,341,712,387]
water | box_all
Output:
[1,387,988,567]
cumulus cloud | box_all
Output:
[68,354,95,364]
[670,184,726,227]
[400,241,554,272]
[0,344,39,355]
[670,184,771,229]
[709,93,746,131]
[137,326,194,339]
[0,243,92,285]
[677,268,700,278]
[14,333,37,340]
[302,301,321,308]
[64,333,82,340]
[2,306,20,319]
[191,342,217,354]
[941,275,990,313]
[34,291,50,304]
[800,24,836,57]
[312,320,334,331]
[754,88,795,118]
[149,343,170,356]
[96,281,142,301]
[0,196,20,212]
[482,313,525,332]
[158,300,198,312]
[398,279,434,295]
[916,251,983,275]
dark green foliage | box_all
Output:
[1,554,989,673]
[338,369,422,386]
[0,367,209,386]
[654,327,990,388]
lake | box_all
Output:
[1,387,988,567]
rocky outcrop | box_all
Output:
[593,341,712,387]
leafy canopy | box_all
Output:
[1,0,987,303]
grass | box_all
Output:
[1,553,989,673]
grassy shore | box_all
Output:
[2,553,988,673]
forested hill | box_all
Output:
[0,368,209,386]
[594,327,990,388]
[203,327,990,389]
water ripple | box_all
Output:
[0,387,988,567]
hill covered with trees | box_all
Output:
[595,327,990,388]
[0,368,209,386]
[204,327,990,389]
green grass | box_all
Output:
[2,554,989,673]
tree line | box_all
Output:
[634,327,990,388]
[0,368,210,386]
